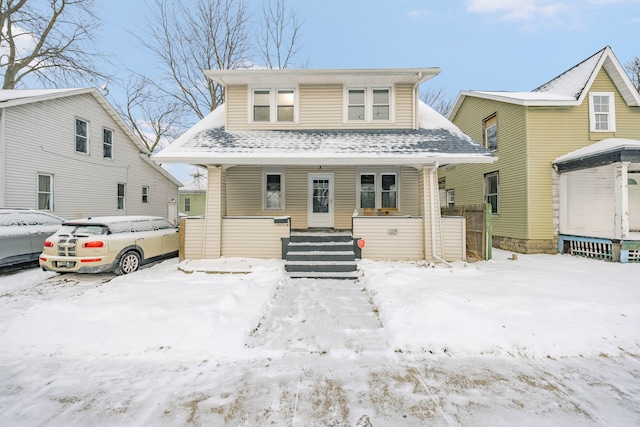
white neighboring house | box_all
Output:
[0,88,181,221]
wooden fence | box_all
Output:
[441,204,492,261]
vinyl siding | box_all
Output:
[441,216,466,261]
[1,93,179,219]
[352,216,424,260]
[442,97,528,239]
[179,192,206,216]
[221,217,289,258]
[180,217,205,260]
[527,68,640,240]
[226,84,415,130]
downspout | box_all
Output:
[429,162,452,267]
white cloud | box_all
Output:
[465,0,568,21]
[407,8,430,19]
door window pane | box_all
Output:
[313,179,329,213]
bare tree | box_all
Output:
[117,76,188,153]
[258,0,303,69]
[0,0,107,89]
[420,87,454,116]
[140,0,252,120]
[625,56,640,93]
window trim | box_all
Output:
[344,86,394,123]
[250,87,298,124]
[184,197,191,212]
[484,172,499,215]
[37,173,54,211]
[103,127,113,159]
[589,92,616,132]
[483,113,497,151]
[117,183,126,210]
[263,168,285,210]
[446,189,455,208]
[75,118,89,154]
[357,170,399,210]
[142,186,149,204]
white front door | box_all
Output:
[308,173,334,228]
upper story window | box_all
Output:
[103,128,113,158]
[345,87,392,122]
[252,88,297,123]
[483,114,497,151]
[75,118,88,153]
[184,197,191,212]
[589,92,616,132]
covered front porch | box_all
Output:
[553,138,640,263]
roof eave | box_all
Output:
[151,154,496,167]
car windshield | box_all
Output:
[59,224,108,236]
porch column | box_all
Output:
[421,166,442,262]
[203,166,225,258]
[614,162,630,240]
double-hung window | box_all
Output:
[589,92,615,132]
[484,172,499,215]
[252,88,296,123]
[103,128,113,158]
[346,87,392,122]
[142,186,149,204]
[38,173,53,210]
[75,118,88,153]
[117,183,126,210]
[264,170,284,210]
[184,197,191,212]
[483,114,497,151]
[358,172,398,210]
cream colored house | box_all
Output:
[439,46,640,259]
[0,88,181,221]
[153,68,494,275]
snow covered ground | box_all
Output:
[0,250,638,426]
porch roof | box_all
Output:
[553,138,640,173]
[154,102,495,168]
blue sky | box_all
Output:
[96,0,640,182]
[99,0,640,99]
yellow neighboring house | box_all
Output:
[440,46,640,259]
[179,170,207,216]
[153,67,496,275]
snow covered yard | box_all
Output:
[0,250,638,426]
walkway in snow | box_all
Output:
[246,278,388,354]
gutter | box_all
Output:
[429,162,452,267]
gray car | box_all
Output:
[0,208,64,268]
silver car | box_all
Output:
[0,208,64,268]
[39,216,179,275]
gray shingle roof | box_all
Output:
[186,127,490,156]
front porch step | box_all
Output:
[285,232,358,279]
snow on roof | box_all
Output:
[0,88,87,104]
[553,138,640,164]
[154,101,493,166]
[532,47,606,99]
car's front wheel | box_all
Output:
[115,251,140,275]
